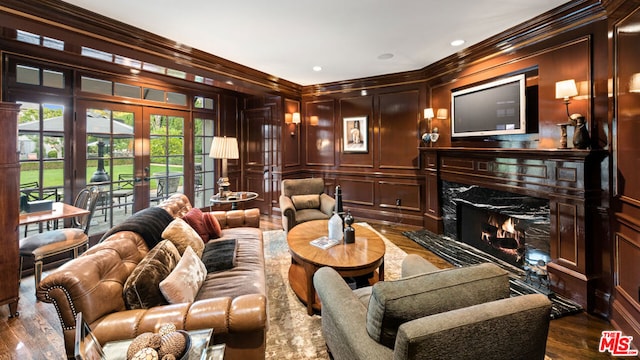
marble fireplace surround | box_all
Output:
[442,181,551,270]
[420,147,608,311]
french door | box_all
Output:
[76,101,188,234]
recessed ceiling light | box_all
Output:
[377,53,394,60]
[450,39,465,47]
[313,66,322,72]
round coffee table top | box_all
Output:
[287,219,385,271]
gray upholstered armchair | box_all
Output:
[313,254,552,360]
[279,178,336,232]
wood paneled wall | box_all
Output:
[300,85,425,226]
[611,2,640,346]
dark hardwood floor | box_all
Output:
[0,215,614,359]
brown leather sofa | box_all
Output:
[37,193,267,360]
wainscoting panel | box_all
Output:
[339,95,374,168]
[305,100,336,166]
[378,90,421,170]
[378,180,421,212]
[339,178,375,207]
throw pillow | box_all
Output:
[202,212,223,239]
[291,194,320,210]
[182,207,209,243]
[366,263,509,348]
[162,218,205,257]
[200,239,238,273]
[159,246,207,304]
[123,240,181,310]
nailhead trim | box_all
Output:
[43,285,77,331]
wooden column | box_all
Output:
[0,102,20,317]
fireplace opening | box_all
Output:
[457,202,551,281]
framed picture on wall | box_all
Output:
[343,116,368,153]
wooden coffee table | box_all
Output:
[287,219,385,315]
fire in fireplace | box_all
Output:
[481,213,526,263]
[457,202,551,273]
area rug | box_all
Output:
[403,228,583,319]
[262,223,406,360]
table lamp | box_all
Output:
[209,136,239,199]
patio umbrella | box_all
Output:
[19,112,134,182]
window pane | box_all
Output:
[144,88,165,102]
[114,83,140,99]
[150,115,167,135]
[204,98,214,110]
[43,37,64,51]
[142,63,166,74]
[114,55,142,69]
[42,160,64,187]
[16,30,40,45]
[87,109,112,136]
[167,69,186,79]
[43,70,64,89]
[43,135,64,159]
[81,47,113,62]
[42,103,64,132]
[82,77,112,95]
[16,65,40,85]
[167,92,187,106]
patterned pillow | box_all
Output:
[291,194,320,210]
[160,246,207,303]
[162,218,205,257]
[123,240,181,310]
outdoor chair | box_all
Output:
[19,186,100,294]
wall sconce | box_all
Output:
[555,79,589,149]
[630,73,640,93]
[555,79,578,149]
[309,115,319,126]
[286,112,301,136]
[436,108,448,119]
[421,108,439,145]
[573,80,590,100]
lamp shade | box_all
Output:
[423,108,435,119]
[292,112,301,124]
[630,73,640,93]
[555,79,578,99]
[209,136,239,159]
[436,108,448,119]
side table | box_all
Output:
[210,191,258,210]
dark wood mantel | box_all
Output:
[419,146,609,314]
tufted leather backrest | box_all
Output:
[157,193,192,218]
[212,208,261,229]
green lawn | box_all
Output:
[20,164,183,189]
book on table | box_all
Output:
[310,236,340,250]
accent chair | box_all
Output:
[279,178,336,232]
[313,254,552,360]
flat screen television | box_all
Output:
[451,74,526,137]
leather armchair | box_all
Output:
[279,178,335,232]
[313,254,552,360]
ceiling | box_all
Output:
[61,0,569,86]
